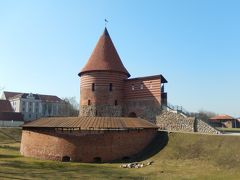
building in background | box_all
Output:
[0,99,24,127]
[1,91,66,121]
[208,114,239,128]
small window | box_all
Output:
[149,82,152,89]
[131,84,134,91]
[140,83,144,89]
[92,83,95,91]
[114,100,118,106]
[29,102,32,106]
[22,108,25,112]
[109,83,113,91]
[88,100,91,105]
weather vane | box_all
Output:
[105,19,108,27]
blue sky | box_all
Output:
[0,0,240,117]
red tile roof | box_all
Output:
[126,74,168,83]
[22,117,158,130]
[2,91,62,103]
[209,114,235,121]
[0,112,24,121]
[0,100,13,112]
[3,91,20,100]
[79,28,130,77]
[38,95,62,103]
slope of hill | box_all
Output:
[0,129,240,179]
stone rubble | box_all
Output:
[120,161,153,168]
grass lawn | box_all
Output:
[0,128,240,179]
[216,127,240,132]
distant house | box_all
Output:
[209,114,238,128]
[1,91,66,121]
[0,99,24,127]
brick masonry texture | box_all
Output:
[123,99,162,123]
[80,105,122,117]
[156,110,220,134]
[80,71,165,122]
[20,128,157,162]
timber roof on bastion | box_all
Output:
[22,117,158,130]
[79,28,130,77]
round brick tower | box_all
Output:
[78,28,130,117]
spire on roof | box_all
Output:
[79,28,130,77]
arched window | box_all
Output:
[62,156,71,162]
[114,100,118,106]
[93,157,102,163]
[131,84,135,91]
[88,100,91,105]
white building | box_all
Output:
[1,91,66,121]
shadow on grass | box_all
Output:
[111,131,169,163]
[0,145,20,151]
[0,154,21,159]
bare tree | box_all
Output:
[0,86,4,98]
[196,110,217,122]
[60,97,79,117]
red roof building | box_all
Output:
[0,100,23,126]
[209,114,238,128]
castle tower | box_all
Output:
[79,28,130,117]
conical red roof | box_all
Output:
[79,28,130,77]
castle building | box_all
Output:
[79,28,167,122]
[20,28,164,162]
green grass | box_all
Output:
[1,128,240,179]
[216,127,240,132]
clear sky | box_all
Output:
[0,0,240,117]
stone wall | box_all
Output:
[123,99,162,123]
[20,128,157,162]
[196,118,221,134]
[156,110,220,134]
[80,105,122,117]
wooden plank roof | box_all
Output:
[22,117,158,130]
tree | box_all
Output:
[60,97,79,117]
[0,86,4,98]
[195,110,217,122]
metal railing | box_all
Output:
[164,102,190,117]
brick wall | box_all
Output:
[124,76,161,102]
[80,71,127,116]
[20,128,157,162]
[123,99,162,123]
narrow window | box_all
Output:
[109,83,112,91]
[88,100,91,105]
[140,83,144,90]
[131,84,135,91]
[114,100,118,106]
[149,81,152,89]
[92,83,95,91]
